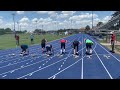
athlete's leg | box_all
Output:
[73,45,76,55]
[76,44,79,55]
[63,43,65,53]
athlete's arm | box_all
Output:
[79,41,82,45]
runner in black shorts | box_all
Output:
[60,39,67,54]
[72,40,81,56]
[84,38,93,55]
[20,44,29,56]
[46,44,53,56]
[41,38,47,53]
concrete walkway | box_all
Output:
[101,41,120,45]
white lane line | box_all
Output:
[81,34,84,79]
[10,70,15,73]
[21,65,24,68]
[2,75,7,77]
[58,68,61,70]
[29,73,33,76]
[17,56,72,79]
[0,49,74,76]
[48,55,86,79]
[49,75,56,79]
[92,54,111,56]
[94,47,113,79]
[83,34,97,78]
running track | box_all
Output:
[0,33,120,79]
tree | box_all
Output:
[4,28,12,32]
[97,22,103,27]
[85,25,90,31]
[0,28,5,35]
[23,30,27,33]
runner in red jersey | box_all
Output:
[111,32,116,53]
[60,39,67,55]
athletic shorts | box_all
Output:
[31,39,33,41]
[41,43,45,48]
[111,40,115,45]
[61,43,65,49]
[46,46,51,52]
[86,43,92,49]
[73,44,79,51]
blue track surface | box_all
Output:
[0,33,120,79]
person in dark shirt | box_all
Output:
[41,38,47,53]
[46,44,53,56]
[20,44,29,56]
[72,40,81,56]
[30,34,34,44]
[15,34,19,46]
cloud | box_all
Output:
[0,19,3,24]
[69,13,98,21]
[56,11,76,19]
[50,13,58,18]
[19,23,29,27]
[31,18,39,24]
[37,11,49,14]
[61,11,76,15]
[102,16,112,23]
[38,17,52,23]
[16,11,24,14]
[19,16,29,23]
[48,11,56,15]
[0,16,3,19]
[57,14,69,19]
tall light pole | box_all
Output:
[20,25,21,31]
[17,21,19,31]
[12,13,16,37]
[71,20,73,30]
[42,25,43,34]
[92,11,93,30]
[35,20,38,30]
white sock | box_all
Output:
[63,49,65,53]
[90,49,92,53]
[60,49,62,54]
[74,49,76,55]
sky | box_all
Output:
[0,11,115,32]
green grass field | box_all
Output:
[117,35,120,42]
[0,33,72,50]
